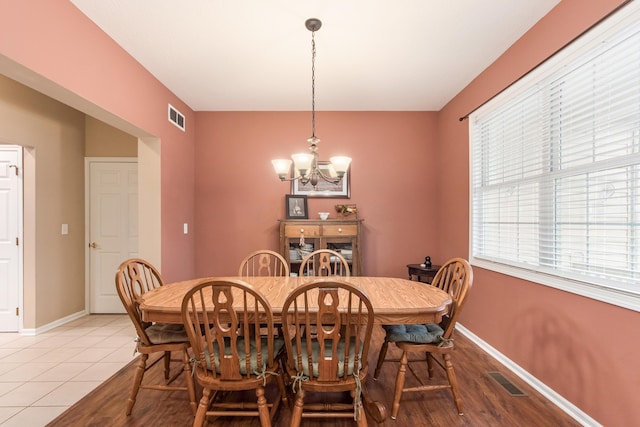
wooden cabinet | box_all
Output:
[279,218,363,276]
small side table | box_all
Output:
[407,264,441,284]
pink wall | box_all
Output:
[436,0,638,425]
[194,111,439,277]
[0,1,196,281]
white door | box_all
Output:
[0,146,21,332]
[88,160,138,313]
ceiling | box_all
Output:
[70,0,560,112]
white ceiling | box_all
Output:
[70,0,560,112]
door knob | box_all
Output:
[88,242,97,248]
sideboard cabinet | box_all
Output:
[279,218,363,276]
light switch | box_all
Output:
[183,223,188,234]
[61,224,68,235]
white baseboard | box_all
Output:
[457,324,601,427]
[19,310,89,335]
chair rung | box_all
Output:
[139,384,188,392]
[211,402,276,410]
[207,409,260,417]
[301,411,356,418]
[403,384,451,393]
[302,402,354,412]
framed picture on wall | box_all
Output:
[291,161,350,198]
[285,195,308,219]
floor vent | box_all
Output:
[487,371,527,396]
[168,104,185,131]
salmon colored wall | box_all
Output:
[194,111,439,277]
[436,0,638,425]
[0,1,196,282]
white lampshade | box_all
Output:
[291,153,314,176]
[329,156,352,175]
[272,159,292,179]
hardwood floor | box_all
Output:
[48,327,581,426]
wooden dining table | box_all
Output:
[139,275,452,422]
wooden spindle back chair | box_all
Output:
[238,249,290,277]
[282,279,374,426]
[298,249,351,277]
[373,258,473,419]
[181,278,286,427]
[115,258,197,416]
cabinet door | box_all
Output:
[322,237,355,275]
[284,224,320,276]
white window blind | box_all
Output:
[469,2,640,311]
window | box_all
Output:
[469,2,640,312]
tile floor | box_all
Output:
[0,314,136,426]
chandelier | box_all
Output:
[272,18,351,188]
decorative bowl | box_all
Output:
[318,212,330,220]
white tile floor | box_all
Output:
[0,315,136,426]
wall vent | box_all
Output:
[168,104,185,131]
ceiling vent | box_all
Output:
[168,104,185,131]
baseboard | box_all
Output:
[457,324,601,427]
[19,310,89,335]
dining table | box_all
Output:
[139,275,452,423]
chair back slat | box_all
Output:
[316,288,341,381]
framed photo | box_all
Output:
[292,161,350,198]
[285,195,308,219]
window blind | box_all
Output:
[469,2,640,310]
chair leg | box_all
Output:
[391,351,408,420]
[163,350,171,380]
[374,338,389,379]
[181,349,197,416]
[276,368,288,405]
[126,353,148,415]
[426,353,434,379]
[290,388,305,427]
[443,353,463,415]
[256,385,272,427]
[194,388,211,427]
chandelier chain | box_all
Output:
[311,29,316,140]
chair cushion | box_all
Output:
[382,323,444,344]
[291,337,363,377]
[204,337,285,375]
[145,323,189,344]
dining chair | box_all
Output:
[115,258,197,416]
[181,278,287,427]
[298,249,351,277]
[282,279,375,426]
[373,258,473,419]
[238,249,290,277]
